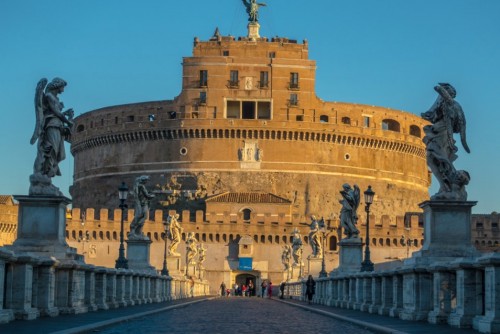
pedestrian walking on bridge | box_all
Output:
[220,282,226,297]
[305,275,316,304]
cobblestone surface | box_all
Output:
[98,297,375,334]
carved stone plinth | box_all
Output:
[307,257,322,277]
[9,195,80,262]
[126,239,155,273]
[405,200,479,266]
[185,263,197,278]
[167,255,182,277]
[290,262,304,281]
[247,22,260,40]
[331,238,362,276]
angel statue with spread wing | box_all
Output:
[242,0,266,22]
[30,78,74,196]
[339,184,360,239]
[421,83,471,201]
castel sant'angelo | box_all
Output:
[64,6,433,291]
[0,3,497,297]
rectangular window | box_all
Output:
[223,50,229,56]
[229,70,239,88]
[269,51,276,58]
[476,221,484,229]
[257,101,271,119]
[363,116,371,128]
[290,93,298,106]
[199,70,208,87]
[199,91,207,104]
[290,72,299,89]
[296,115,303,121]
[260,71,269,88]
[242,101,256,119]
[227,100,240,118]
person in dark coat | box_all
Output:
[279,281,286,299]
[220,282,226,297]
[305,275,316,304]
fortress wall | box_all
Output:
[65,206,425,270]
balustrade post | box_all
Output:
[400,267,433,321]
[379,273,393,316]
[389,273,403,318]
[428,265,456,324]
[105,268,118,309]
[84,266,98,311]
[36,258,59,317]
[7,257,39,320]
[0,252,14,323]
[360,275,373,312]
[94,267,109,310]
[473,254,500,333]
[368,274,381,314]
[449,260,481,328]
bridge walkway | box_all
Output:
[0,296,480,334]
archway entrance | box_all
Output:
[235,272,257,296]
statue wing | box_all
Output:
[30,78,48,145]
[455,105,470,153]
[353,185,360,212]
[241,0,250,13]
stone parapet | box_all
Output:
[283,252,500,333]
[0,247,209,325]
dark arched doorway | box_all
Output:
[235,272,257,296]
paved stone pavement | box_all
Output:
[0,296,481,334]
[97,297,375,334]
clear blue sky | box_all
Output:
[1,1,499,213]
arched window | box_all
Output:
[341,117,351,125]
[319,115,329,123]
[242,208,251,221]
[329,236,338,251]
[409,125,421,138]
[382,119,400,132]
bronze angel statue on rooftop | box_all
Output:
[242,0,266,22]
[30,78,74,196]
[421,83,470,201]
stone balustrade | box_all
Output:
[0,248,210,324]
[284,253,500,333]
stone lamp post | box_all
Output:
[319,219,331,278]
[361,186,375,272]
[115,182,129,269]
[161,220,169,276]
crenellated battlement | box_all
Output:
[65,207,426,251]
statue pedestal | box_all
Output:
[9,195,81,262]
[331,238,362,276]
[185,263,197,278]
[167,255,183,277]
[307,257,322,277]
[126,239,155,273]
[290,263,304,281]
[405,200,480,266]
[247,22,260,40]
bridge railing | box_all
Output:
[0,248,209,324]
[283,253,500,333]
